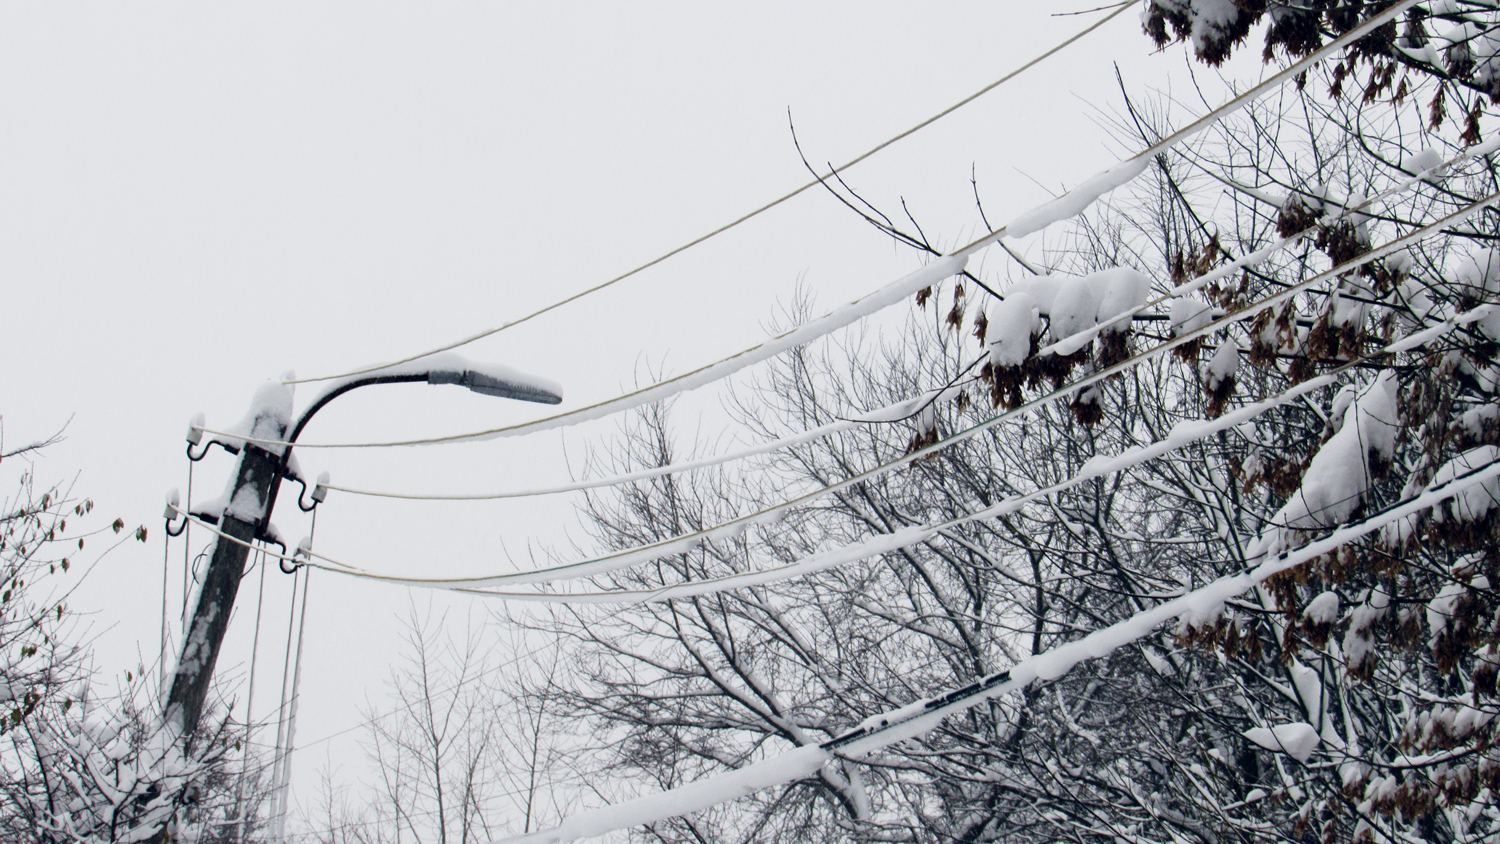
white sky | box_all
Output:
[1,1,1195,833]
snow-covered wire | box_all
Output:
[503,455,1500,843]
[389,305,1500,603]
[213,0,1420,452]
[224,187,1500,590]
[168,287,1498,603]
[322,135,1500,502]
[284,3,1133,388]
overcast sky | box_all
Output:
[1,1,1196,831]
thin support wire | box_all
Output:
[181,460,193,620]
[235,546,268,840]
[274,509,317,838]
[268,564,302,829]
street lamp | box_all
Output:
[164,365,562,743]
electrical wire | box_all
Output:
[187,3,1440,815]
[159,521,171,685]
[210,0,1420,453]
[320,135,1500,502]
[283,2,1134,388]
[168,285,1498,607]
[198,186,1500,591]
[452,317,1486,604]
[171,294,1493,605]
[506,455,1500,843]
[175,271,1490,832]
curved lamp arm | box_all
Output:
[261,367,563,533]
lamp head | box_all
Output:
[427,369,563,405]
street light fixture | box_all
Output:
[163,365,561,746]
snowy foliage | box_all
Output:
[0,439,261,841]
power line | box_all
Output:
[206,0,1421,453]
[319,135,1500,502]
[175,289,1494,605]
[507,455,1500,842]
[453,318,1488,603]
[283,3,1133,388]
[203,184,1500,591]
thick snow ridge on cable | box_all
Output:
[505,460,1500,843]
[464,368,1350,603]
[337,142,1500,501]
[416,252,966,438]
[278,254,967,449]
[1259,371,1398,554]
[1006,158,1151,238]
[317,286,1498,593]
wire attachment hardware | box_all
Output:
[164,489,187,537]
[282,535,313,574]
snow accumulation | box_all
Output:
[1006,157,1150,238]
[1452,247,1500,302]
[986,291,1039,367]
[1429,445,1500,523]
[1202,337,1240,389]
[509,745,832,844]
[227,484,268,523]
[1301,591,1339,627]
[1440,19,1500,90]
[309,351,564,412]
[219,380,293,454]
[1260,371,1398,547]
[1092,267,1152,331]
[1243,722,1320,763]
[1048,277,1100,346]
[1460,404,1500,438]
[1169,295,1213,336]
[1426,579,1470,643]
[999,267,1154,357]
[1405,148,1445,181]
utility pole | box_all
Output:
[152,366,560,841]
[165,403,289,737]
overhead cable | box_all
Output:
[359,302,1500,602]
[212,0,1419,452]
[284,3,1134,387]
[248,188,1500,589]
[323,136,1500,502]
[504,455,1500,843]
[171,196,1500,595]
